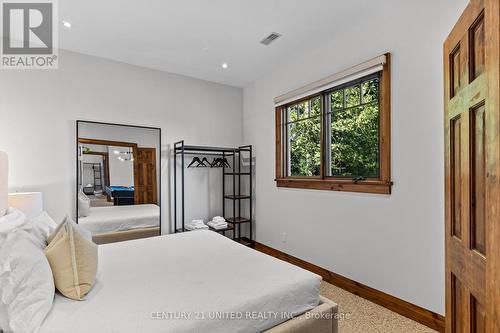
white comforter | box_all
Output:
[78,204,159,233]
[40,231,321,333]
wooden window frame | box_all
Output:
[275,53,392,194]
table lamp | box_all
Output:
[8,192,43,220]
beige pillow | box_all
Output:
[44,216,98,300]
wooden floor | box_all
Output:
[320,281,437,333]
[89,194,113,207]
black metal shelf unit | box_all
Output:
[173,141,253,243]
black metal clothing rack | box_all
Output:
[173,141,253,245]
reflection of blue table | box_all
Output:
[105,186,135,206]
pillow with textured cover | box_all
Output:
[45,216,97,300]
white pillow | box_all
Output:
[72,216,92,241]
[0,208,26,244]
[27,212,58,249]
[0,209,58,249]
[48,215,92,242]
[0,230,55,333]
[78,191,90,217]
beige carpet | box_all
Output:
[319,281,438,333]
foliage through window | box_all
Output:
[276,55,391,194]
[327,75,380,178]
[286,96,321,177]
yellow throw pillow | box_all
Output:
[44,216,98,300]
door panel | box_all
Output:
[470,13,485,81]
[470,104,486,255]
[451,274,462,333]
[444,0,499,332]
[451,46,462,98]
[135,148,158,205]
[471,296,486,333]
[451,116,462,239]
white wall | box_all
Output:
[0,50,243,233]
[107,146,134,187]
[242,0,468,315]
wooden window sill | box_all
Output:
[275,178,392,194]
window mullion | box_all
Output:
[285,109,290,177]
[323,93,332,178]
[320,92,327,180]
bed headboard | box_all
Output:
[0,151,8,217]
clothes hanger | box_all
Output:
[187,157,201,168]
[211,157,220,168]
[200,157,211,167]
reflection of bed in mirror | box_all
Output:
[79,204,160,244]
[77,120,161,244]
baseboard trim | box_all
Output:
[252,240,445,332]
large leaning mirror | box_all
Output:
[76,120,161,244]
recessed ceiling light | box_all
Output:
[62,21,72,28]
[221,62,229,69]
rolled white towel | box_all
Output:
[212,216,225,223]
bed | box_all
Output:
[78,204,160,244]
[39,231,338,333]
[78,204,159,234]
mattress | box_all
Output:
[40,231,321,333]
[78,204,159,233]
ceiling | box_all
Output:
[59,0,384,87]
[58,0,460,87]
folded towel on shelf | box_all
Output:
[207,221,228,230]
[185,223,208,231]
[185,219,208,231]
[212,216,226,223]
[207,221,227,228]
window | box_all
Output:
[276,54,391,194]
[286,96,321,177]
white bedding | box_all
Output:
[78,204,159,234]
[40,231,321,333]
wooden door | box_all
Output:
[444,0,500,332]
[134,148,158,205]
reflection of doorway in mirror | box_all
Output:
[135,148,158,205]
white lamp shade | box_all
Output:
[8,192,43,220]
[0,151,7,217]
